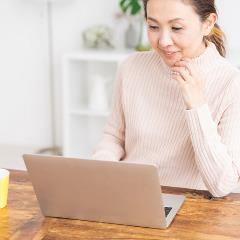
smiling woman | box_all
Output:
[92,0,240,198]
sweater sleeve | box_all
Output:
[185,75,240,197]
[91,63,126,161]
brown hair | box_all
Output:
[142,0,226,57]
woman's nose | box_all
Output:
[158,31,173,48]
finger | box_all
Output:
[171,66,191,82]
[184,58,199,75]
[184,63,193,76]
[174,60,188,67]
[181,63,205,87]
[179,58,193,75]
[174,62,192,76]
[171,72,186,86]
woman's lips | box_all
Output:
[163,51,179,57]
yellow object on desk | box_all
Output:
[0,169,9,208]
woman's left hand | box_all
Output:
[171,59,207,110]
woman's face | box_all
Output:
[146,0,211,66]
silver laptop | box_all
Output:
[23,154,185,229]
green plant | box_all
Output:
[119,0,151,51]
[119,0,142,15]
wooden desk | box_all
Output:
[0,170,240,240]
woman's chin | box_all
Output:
[162,53,183,67]
[163,58,181,67]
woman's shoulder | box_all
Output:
[229,65,240,92]
[217,55,240,73]
[216,58,240,98]
[213,55,240,81]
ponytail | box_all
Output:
[205,24,226,57]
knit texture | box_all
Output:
[92,42,240,197]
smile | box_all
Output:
[162,51,179,58]
[164,51,178,55]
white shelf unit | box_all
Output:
[62,49,132,158]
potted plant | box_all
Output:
[119,0,142,16]
[119,0,151,51]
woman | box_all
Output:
[92,0,240,197]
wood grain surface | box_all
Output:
[0,170,239,240]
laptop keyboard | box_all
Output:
[164,207,172,217]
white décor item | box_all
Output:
[82,25,114,49]
[62,50,131,158]
[88,75,109,112]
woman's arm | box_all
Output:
[91,63,126,161]
[185,76,240,197]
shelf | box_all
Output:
[62,49,132,157]
[64,49,133,62]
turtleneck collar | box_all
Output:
[190,41,222,68]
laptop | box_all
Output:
[23,154,185,229]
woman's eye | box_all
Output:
[148,25,159,31]
[172,27,182,31]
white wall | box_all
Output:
[0,0,239,150]
[216,0,240,65]
[0,0,51,148]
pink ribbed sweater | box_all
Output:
[92,42,240,197]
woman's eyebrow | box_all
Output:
[169,18,185,23]
[147,17,185,24]
[147,17,159,23]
